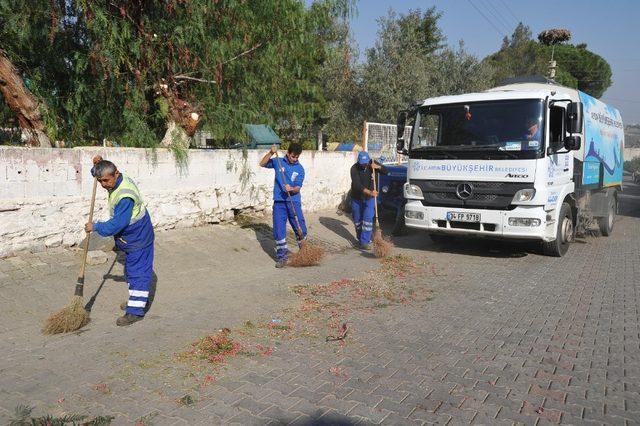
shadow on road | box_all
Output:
[287,415,356,425]
[376,213,535,258]
[319,216,358,246]
[241,222,278,261]
[619,177,640,219]
[378,179,640,258]
[84,250,158,314]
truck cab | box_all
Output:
[396,82,624,256]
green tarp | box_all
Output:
[242,124,281,147]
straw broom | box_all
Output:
[274,152,325,267]
[42,177,98,334]
[371,165,393,258]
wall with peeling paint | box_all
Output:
[0,147,355,257]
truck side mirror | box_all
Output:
[567,102,583,134]
[396,110,408,153]
[563,135,581,151]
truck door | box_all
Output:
[546,102,573,192]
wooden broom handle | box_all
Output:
[78,177,98,280]
[372,164,380,227]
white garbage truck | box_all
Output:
[396,80,625,256]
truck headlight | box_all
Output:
[405,210,424,220]
[512,189,536,203]
[508,217,541,227]
[404,183,424,200]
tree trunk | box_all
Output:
[0,50,51,147]
[157,81,200,148]
[161,120,190,148]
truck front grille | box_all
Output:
[412,179,531,210]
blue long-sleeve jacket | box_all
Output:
[263,157,305,202]
[91,173,154,253]
[94,197,133,237]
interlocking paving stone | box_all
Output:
[2,182,640,424]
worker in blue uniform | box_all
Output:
[350,151,387,250]
[259,143,306,268]
[85,155,155,326]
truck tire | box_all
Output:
[598,194,616,237]
[543,202,573,257]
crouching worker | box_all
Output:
[85,155,155,326]
[350,151,388,250]
[259,143,307,268]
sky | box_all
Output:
[314,0,640,124]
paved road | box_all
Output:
[0,178,639,425]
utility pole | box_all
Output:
[548,45,557,79]
[538,29,571,81]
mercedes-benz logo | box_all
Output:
[456,183,473,200]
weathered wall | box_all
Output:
[0,147,355,257]
[624,147,640,161]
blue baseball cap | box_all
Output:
[357,151,370,165]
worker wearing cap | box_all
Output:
[350,151,388,249]
[85,155,155,326]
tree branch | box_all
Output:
[219,42,264,66]
[174,75,216,84]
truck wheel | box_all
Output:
[543,202,573,257]
[598,195,616,237]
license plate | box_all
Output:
[447,212,481,222]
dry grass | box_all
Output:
[42,296,90,335]
[172,253,432,387]
[181,328,243,364]
[373,229,394,258]
[288,240,325,267]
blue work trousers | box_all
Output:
[351,197,375,244]
[124,244,154,316]
[273,201,307,260]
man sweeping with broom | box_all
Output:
[260,143,311,268]
[85,155,155,326]
[350,151,388,251]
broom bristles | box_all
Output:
[288,240,325,267]
[42,296,90,335]
[373,229,394,258]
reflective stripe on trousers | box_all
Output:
[124,244,154,316]
[351,197,375,244]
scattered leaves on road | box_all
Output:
[177,394,195,407]
[92,383,111,394]
[175,253,433,386]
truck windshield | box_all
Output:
[410,99,545,159]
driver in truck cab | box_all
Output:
[524,117,542,141]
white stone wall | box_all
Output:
[0,147,355,257]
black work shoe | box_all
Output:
[275,258,288,268]
[360,242,372,250]
[116,313,143,326]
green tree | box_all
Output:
[0,0,91,145]
[484,23,612,98]
[318,20,361,143]
[359,8,492,124]
[430,41,495,97]
[359,8,444,123]
[0,1,355,148]
[483,23,545,86]
[538,43,612,98]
